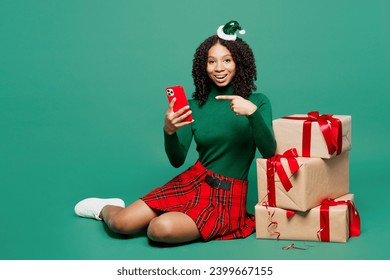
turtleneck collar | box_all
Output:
[209,83,234,96]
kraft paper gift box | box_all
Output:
[257,149,349,212]
[255,194,360,242]
[273,111,351,159]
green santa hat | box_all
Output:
[217,20,246,41]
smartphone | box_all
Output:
[165,85,193,122]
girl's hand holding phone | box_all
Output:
[164,87,194,135]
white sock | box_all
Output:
[74,198,125,220]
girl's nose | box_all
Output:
[215,61,224,71]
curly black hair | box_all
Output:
[192,35,257,105]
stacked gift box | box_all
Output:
[255,111,360,242]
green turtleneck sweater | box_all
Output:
[164,85,276,180]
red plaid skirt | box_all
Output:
[140,161,255,241]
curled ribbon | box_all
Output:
[261,201,280,239]
[317,198,361,242]
[266,148,300,206]
[283,111,343,157]
[282,243,307,250]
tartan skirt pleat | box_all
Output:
[140,161,255,241]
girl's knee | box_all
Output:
[147,216,173,242]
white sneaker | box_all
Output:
[74,198,125,220]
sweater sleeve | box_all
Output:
[163,124,193,168]
[247,94,277,158]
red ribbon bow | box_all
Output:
[317,198,361,242]
[266,148,300,207]
[283,111,343,157]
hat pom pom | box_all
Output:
[217,20,246,41]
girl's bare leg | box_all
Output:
[80,198,202,244]
[147,212,201,244]
[100,199,158,235]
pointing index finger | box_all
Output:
[215,95,237,100]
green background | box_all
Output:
[1,0,389,260]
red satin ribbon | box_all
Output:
[317,198,361,242]
[266,148,300,207]
[286,210,296,219]
[283,111,343,157]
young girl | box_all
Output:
[75,20,276,244]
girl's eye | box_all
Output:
[208,60,215,64]
[224,59,231,63]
